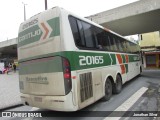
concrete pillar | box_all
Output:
[156,54,159,68]
[143,54,146,68]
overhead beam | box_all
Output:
[86,0,160,35]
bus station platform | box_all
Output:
[0,72,22,110]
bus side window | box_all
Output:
[113,37,118,51]
[92,27,113,51]
[77,20,85,47]
[81,22,96,48]
[116,37,123,52]
[103,32,111,51]
[120,38,126,53]
[130,42,139,54]
[108,35,114,51]
[129,42,135,53]
[126,41,131,53]
[69,17,84,47]
[122,41,127,53]
[110,34,118,52]
[93,27,105,50]
[69,16,97,49]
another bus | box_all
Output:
[18,6,142,111]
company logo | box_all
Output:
[18,17,60,47]
[18,29,41,43]
[2,112,11,117]
[22,18,38,29]
[2,112,42,117]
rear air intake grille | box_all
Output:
[80,72,93,102]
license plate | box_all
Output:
[34,97,42,102]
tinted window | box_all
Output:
[82,22,96,48]
[120,38,126,52]
[69,16,140,54]
[109,34,118,52]
[116,37,123,52]
[103,33,112,51]
[94,28,111,51]
[69,16,97,49]
[77,20,85,47]
[124,41,131,53]
[69,17,82,47]
[129,42,140,54]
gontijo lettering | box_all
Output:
[18,29,41,42]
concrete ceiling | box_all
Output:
[0,45,17,57]
[101,9,160,36]
[86,0,160,36]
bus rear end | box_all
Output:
[18,7,76,111]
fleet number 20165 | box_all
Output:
[79,56,104,66]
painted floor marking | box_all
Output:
[104,87,148,120]
[30,107,39,111]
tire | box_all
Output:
[102,78,112,101]
[140,67,142,73]
[0,71,2,74]
[113,75,122,94]
[138,67,142,77]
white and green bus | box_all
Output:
[18,6,142,111]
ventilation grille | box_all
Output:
[80,72,93,103]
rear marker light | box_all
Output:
[64,73,71,79]
[62,57,72,94]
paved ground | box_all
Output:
[1,69,158,120]
[0,70,160,116]
[0,71,22,109]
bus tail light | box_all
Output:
[62,57,72,95]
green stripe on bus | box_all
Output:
[19,51,140,75]
[47,17,60,37]
[125,64,128,73]
[121,54,126,63]
[129,55,140,62]
[67,52,112,70]
[110,54,116,65]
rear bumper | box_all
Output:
[20,92,78,111]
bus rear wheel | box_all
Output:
[113,74,122,94]
[102,78,112,101]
